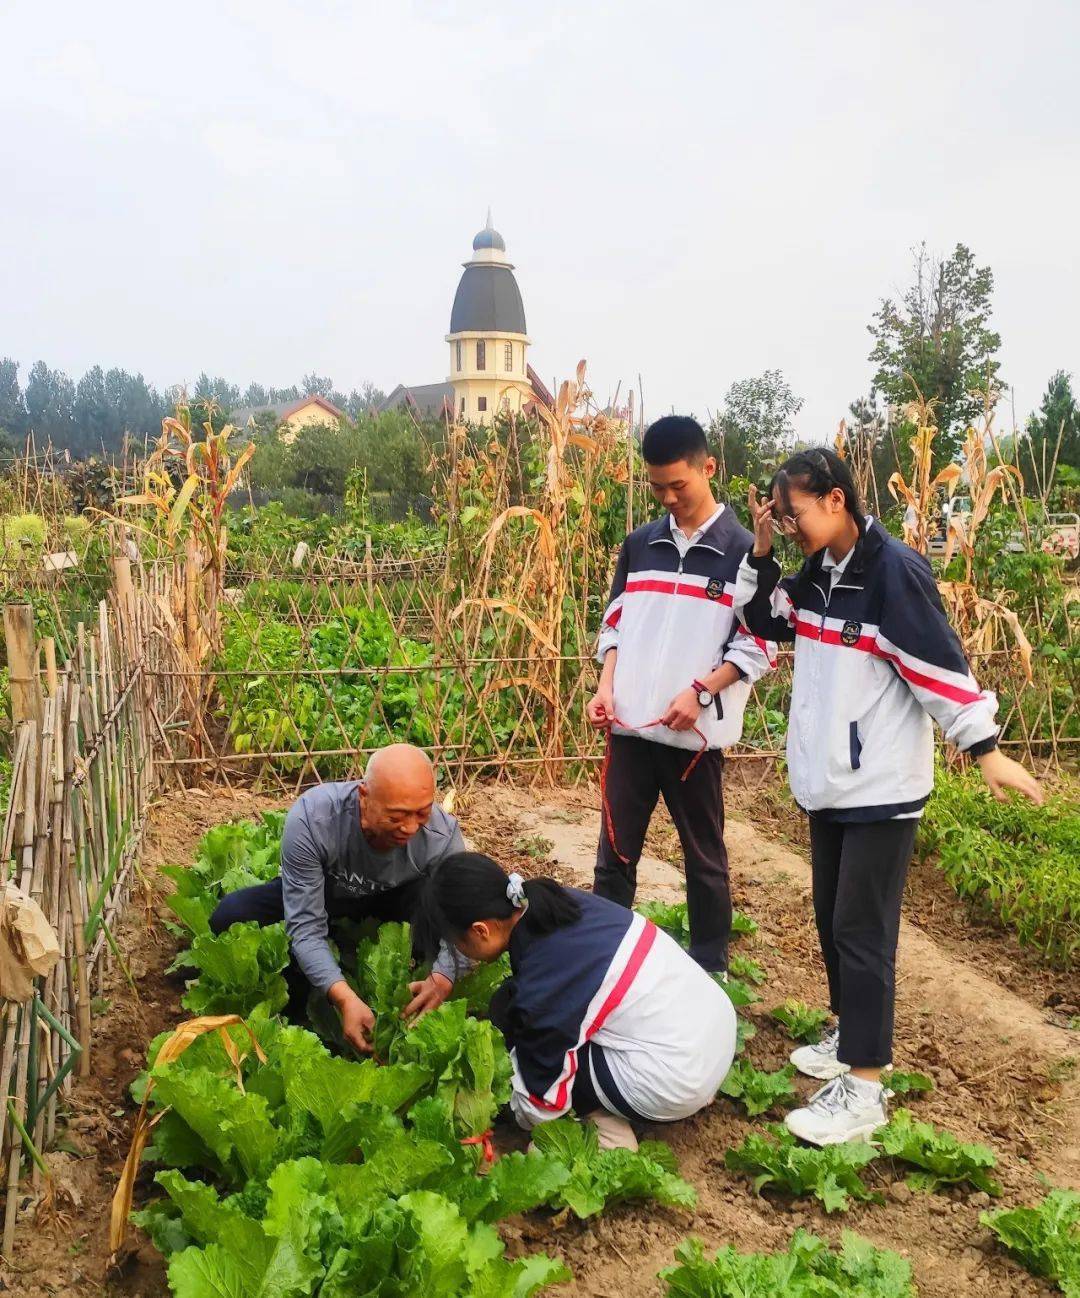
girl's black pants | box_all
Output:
[808,814,918,1069]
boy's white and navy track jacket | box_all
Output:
[734,518,1000,821]
[503,889,736,1128]
[597,507,776,751]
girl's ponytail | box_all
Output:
[519,876,581,934]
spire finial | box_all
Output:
[485,205,493,229]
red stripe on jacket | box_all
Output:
[624,578,733,606]
[529,920,657,1113]
[793,620,983,706]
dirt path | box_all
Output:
[4,782,1076,1298]
[463,786,1079,1298]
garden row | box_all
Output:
[123,814,1080,1296]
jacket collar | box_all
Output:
[645,502,733,554]
[805,516,884,586]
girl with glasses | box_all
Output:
[735,448,1042,1145]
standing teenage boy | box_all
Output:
[587,416,776,973]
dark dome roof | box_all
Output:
[472,226,506,252]
[450,264,526,334]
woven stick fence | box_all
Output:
[0,556,186,1253]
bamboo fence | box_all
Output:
[0,556,186,1254]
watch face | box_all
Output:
[697,689,712,707]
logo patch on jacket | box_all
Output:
[840,619,863,646]
[705,577,725,601]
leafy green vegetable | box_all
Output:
[769,1000,831,1044]
[718,1060,797,1116]
[735,1017,756,1056]
[715,974,759,1009]
[450,953,511,1015]
[531,1117,696,1219]
[724,1125,880,1213]
[876,1109,1001,1196]
[392,1000,513,1141]
[634,900,757,949]
[728,953,766,985]
[169,922,290,1017]
[883,1069,934,1097]
[153,1160,571,1298]
[660,1228,916,1297]
[356,921,414,1059]
[981,1188,1080,1296]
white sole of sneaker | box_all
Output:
[786,1119,884,1147]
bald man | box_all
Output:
[208,744,464,1053]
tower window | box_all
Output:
[478,396,488,412]
[456,341,462,371]
[504,343,513,371]
[460,396,466,416]
[476,340,486,370]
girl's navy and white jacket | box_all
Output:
[597,506,777,751]
[501,889,736,1128]
[735,518,999,821]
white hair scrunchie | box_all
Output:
[505,872,528,910]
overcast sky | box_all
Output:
[3,0,1077,436]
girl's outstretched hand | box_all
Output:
[747,484,775,557]
[976,748,1044,805]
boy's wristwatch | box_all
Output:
[692,679,713,708]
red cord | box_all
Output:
[461,1130,496,1163]
[600,714,708,865]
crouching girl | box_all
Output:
[421,852,736,1151]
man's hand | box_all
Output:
[404,971,453,1021]
[586,682,615,728]
[747,484,775,558]
[327,980,375,1054]
[661,687,702,733]
[976,749,1044,805]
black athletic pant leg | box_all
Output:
[593,735,661,907]
[809,815,918,1068]
[657,746,731,973]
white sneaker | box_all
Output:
[784,1074,887,1147]
[789,1025,849,1081]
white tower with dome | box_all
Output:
[447,214,533,426]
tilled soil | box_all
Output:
[4,779,1077,1297]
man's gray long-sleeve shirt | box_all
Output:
[280,781,465,995]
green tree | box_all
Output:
[0,358,27,441]
[1023,369,1080,492]
[868,243,1002,469]
[709,369,803,482]
[25,360,75,446]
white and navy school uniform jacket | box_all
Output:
[597,506,777,751]
[503,889,736,1128]
[734,519,999,820]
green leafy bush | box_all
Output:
[530,1117,696,1219]
[770,1001,831,1044]
[981,1188,1080,1295]
[717,1060,796,1116]
[660,1229,916,1297]
[884,1069,934,1097]
[917,764,1080,964]
[724,1125,880,1213]
[876,1109,1001,1195]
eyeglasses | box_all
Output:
[771,497,823,536]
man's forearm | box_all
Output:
[599,647,617,687]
